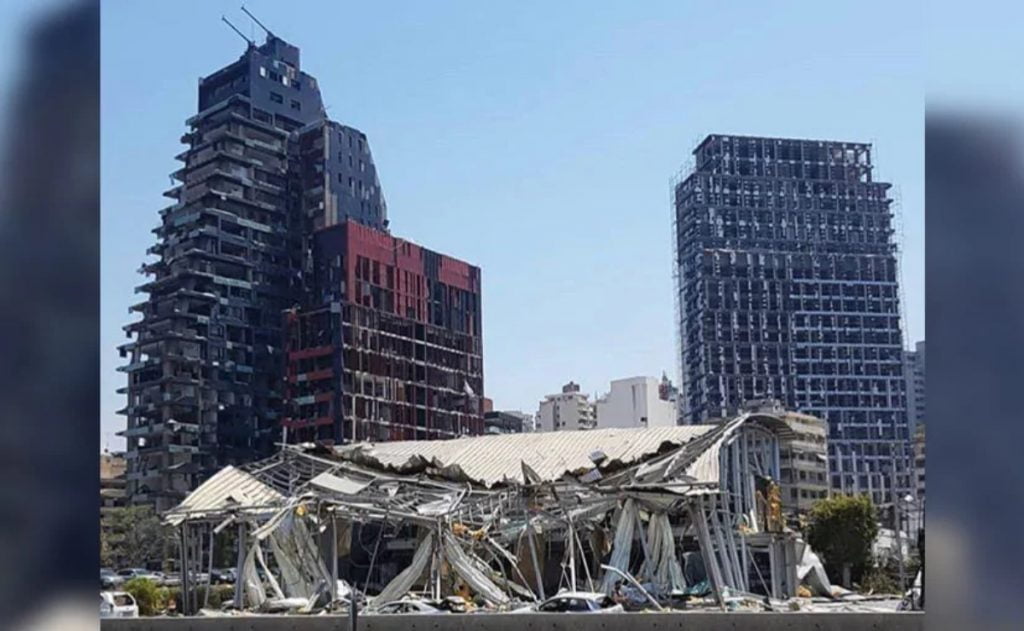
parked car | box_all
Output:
[530,591,624,613]
[373,599,445,614]
[100,591,139,618]
[117,568,163,583]
[211,568,237,584]
[100,568,124,590]
[159,571,208,586]
[428,596,469,613]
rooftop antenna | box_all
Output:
[241,5,275,38]
[221,15,254,47]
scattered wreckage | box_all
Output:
[161,412,885,616]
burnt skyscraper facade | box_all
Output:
[120,34,483,511]
[283,221,484,443]
[673,134,911,507]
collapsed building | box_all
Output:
[164,412,842,614]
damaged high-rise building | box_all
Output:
[673,134,912,507]
[119,34,484,511]
[283,220,484,442]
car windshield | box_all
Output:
[539,599,566,612]
[113,595,134,607]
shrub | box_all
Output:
[170,584,236,612]
[165,586,180,609]
[122,578,167,616]
[859,566,900,595]
[212,584,236,607]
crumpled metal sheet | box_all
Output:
[309,471,371,496]
[416,493,461,516]
[795,538,833,597]
[240,541,269,609]
[600,499,637,593]
[640,512,686,593]
[266,510,332,602]
[371,531,435,606]
[441,530,510,606]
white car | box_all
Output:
[100,591,139,618]
[532,591,624,613]
[373,599,445,614]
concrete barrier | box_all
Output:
[103,612,923,631]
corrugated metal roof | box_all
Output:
[334,425,719,487]
[164,465,286,525]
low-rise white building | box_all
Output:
[536,381,596,432]
[595,376,677,429]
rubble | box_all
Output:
[160,412,908,616]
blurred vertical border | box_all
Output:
[926,112,1024,630]
[0,0,99,629]
[927,1,1024,629]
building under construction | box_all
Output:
[673,134,912,508]
[119,30,483,511]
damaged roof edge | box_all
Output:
[163,465,287,525]
[327,424,727,488]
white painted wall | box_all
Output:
[595,376,676,429]
[537,392,594,432]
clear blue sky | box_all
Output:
[101,1,924,451]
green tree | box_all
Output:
[805,494,879,587]
[100,506,174,569]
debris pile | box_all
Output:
[162,413,900,616]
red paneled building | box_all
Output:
[283,220,484,444]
